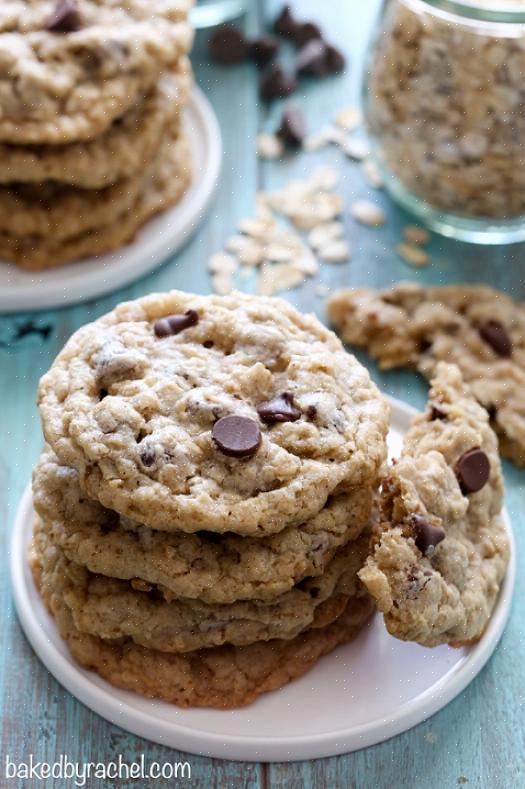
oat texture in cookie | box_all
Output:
[0,126,192,269]
[359,363,509,647]
[31,541,375,708]
[34,517,371,653]
[33,447,374,604]
[0,62,191,188]
[366,0,525,218]
[327,283,525,466]
[0,1,192,143]
[38,291,389,534]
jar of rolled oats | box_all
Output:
[365,0,525,243]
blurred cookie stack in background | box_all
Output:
[30,290,390,708]
[0,0,194,270]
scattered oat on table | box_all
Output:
[403,225,430,246]
[308,221,344,250]
[362,158,384,189]
[397,242,429,267]
[349,199,385,227]
[341,137,369,161]
[317,239,351,263]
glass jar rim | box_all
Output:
[422,0,525,23]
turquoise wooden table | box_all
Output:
[2,1,525,787]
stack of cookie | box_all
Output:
[30,290,389,708]
[0,0,194,270]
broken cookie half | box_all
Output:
[359,362,510,648]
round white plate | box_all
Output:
[10,397,516,762]
[0,87,221,314]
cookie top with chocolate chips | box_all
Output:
[38,290,388,535]
[327,283,525,466]
[358,363,509,647]
[0,0,192,144]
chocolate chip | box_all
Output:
[411,514,445,556]
[209,25,249,63]
[261,65,298,101]
[153,309,198,338]
[455,448,490,494]
[306,404,317,420]
[294,21,322,47]
[46,0,82,31]
[276,105,306,147]
[273,6,298,38]
[323,44,346,74]
[257,391,301,423]
[139,445,156,468]
[203,340,214,349]
[478,320,512,357]
[99,388,108,401]
[430,406,446,421]
[212,415,262,458]
[295,39,327,76]
[249,36,279,68]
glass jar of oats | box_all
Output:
[365,0,525,243]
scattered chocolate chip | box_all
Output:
[261,65,298,101]
[249,35,279,68]
[294,21,322,47]
[203,340,214,349]
[212,415,262,458]
[139,445,156,467]
[276,105,306,147]
[154,309,198,338]
[478,320,512,358]
[455,448,490,494]
[46,0,82,31]
[323,44,346,74]
[209,25,249,64]
[306,404,317,420]
[430,406,446,421]
[257,391,301,423]
[295,39,327,76]
[411,514,445,556]
[273,6,298,38]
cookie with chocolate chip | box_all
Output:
[0,0,192,144]
[33,446,374,604]
[33,515,371,653]
[38,291,389,535]
[358,363,509,647]
[327,283,525,466]
[31,536,375,709]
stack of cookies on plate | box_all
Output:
[0,0,194,270]
[30,290,389,708]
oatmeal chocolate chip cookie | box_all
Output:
[32,545,374,708]
[358,363,509,647]
[33,447,374,604]
[0,114,188,241]
[0,1,192,144]
[327,283,525,466]
[0,61,191,188]
[38,292,389,535]
[34,517,370,652]
[0,127,191,269]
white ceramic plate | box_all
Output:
[0,87,221,314]
[10,397,516,762]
